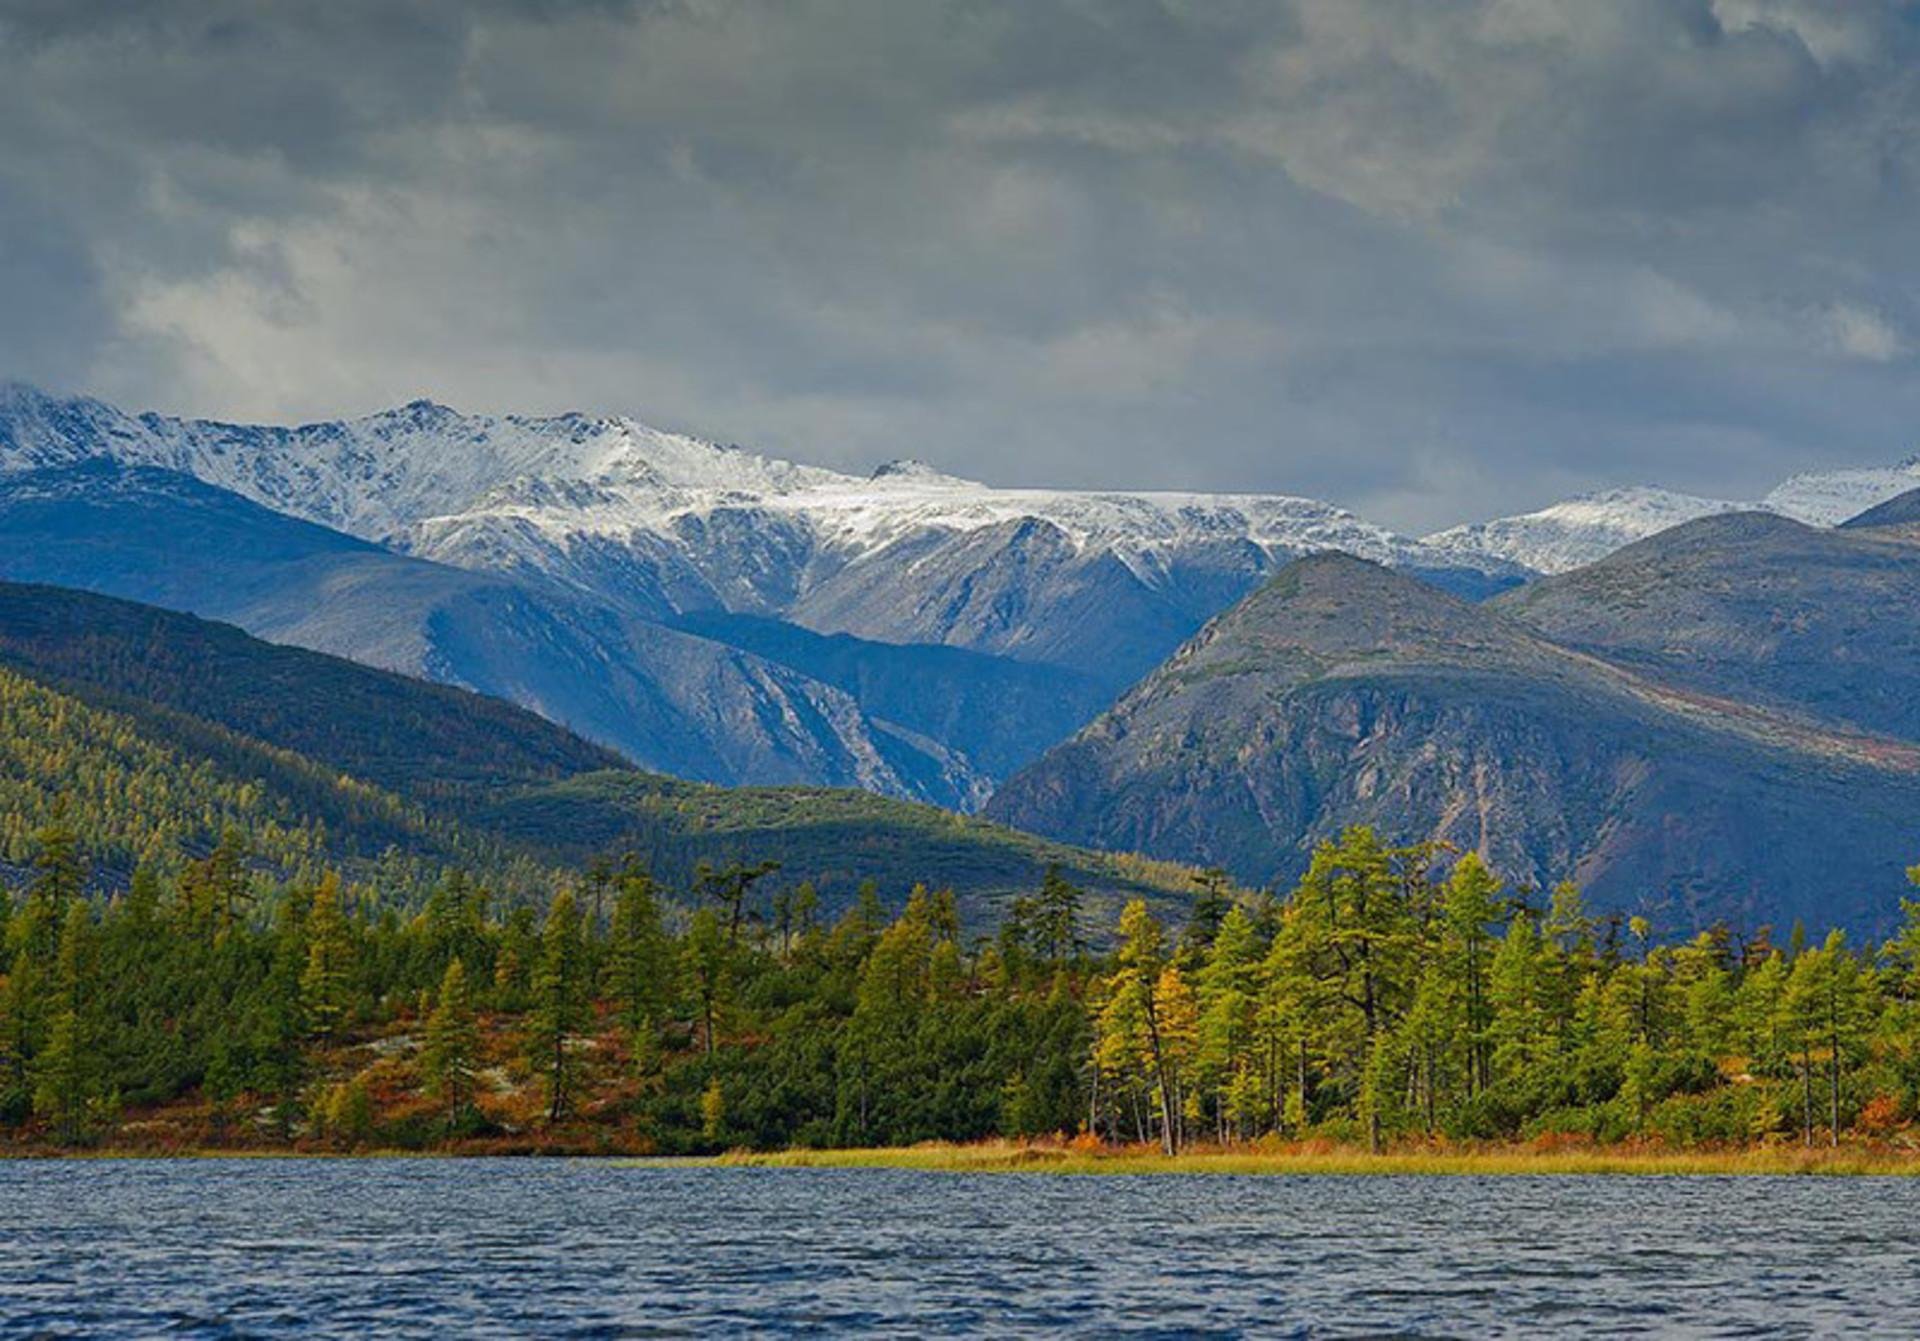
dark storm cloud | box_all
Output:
[3,0,1918,530]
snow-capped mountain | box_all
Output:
[13,381,1920,810]
[1428,459,1920,575]
[0,385,1523,690]
[1763,456,1920,527]
[1422,487,1752,575]
[0,456,989,806]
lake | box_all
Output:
[0,1160,1913,1336]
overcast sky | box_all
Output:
[4,0,1920,531]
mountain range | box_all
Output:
[0,383,1529,803]
[989,503,1920,934]
[7,381,1920,933]
[0,459,982,806]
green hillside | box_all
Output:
[0,581,1205,926]
[481,770,1206,928]
[0,661,510,895]
[0,580,624,803]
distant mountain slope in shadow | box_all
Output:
[0,460,981,805]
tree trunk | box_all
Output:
[1088,1051,1100,1141]
[1828,1012,1842,1148]
[1296,1035,1309,1136]
[1142,997,1178,1155]
[1801,1049,1813,1147]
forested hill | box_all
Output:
[0,581,626,802]
[478,771,1204,931]
[0,657,509,897]
[0,580,1205,926]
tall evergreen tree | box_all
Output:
[423,957,481,1127]
[528,890,588,1124]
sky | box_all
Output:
[4,0,1920,532]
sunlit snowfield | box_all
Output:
[1,1160,1914,1336]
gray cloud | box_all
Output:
[2,0,1918,530]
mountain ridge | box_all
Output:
[0,459,985,806]
[986,551,1920,934]
[0,385,1525,693]
[1427,459,1920,575]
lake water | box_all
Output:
[1,1160,1915,1336]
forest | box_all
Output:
[4,816,1920,1156]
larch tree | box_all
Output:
[423,956,481,1127]
[299,874,355,1043]
[1102,900,1181,1153]
[529,890,588,1124]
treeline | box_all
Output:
[5,820,1920,1154]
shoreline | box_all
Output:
[10,1139,1920,1175]
[702,1140,1920,1177]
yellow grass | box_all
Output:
[702,1139,1920,1177]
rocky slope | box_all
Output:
[1837,484,1920,530]
[986,553,1920,934]
[1490,511,1920,746]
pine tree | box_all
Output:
[1442,853,1503,1095]
[299,874,355,1042]
[683,907,730,1061]
[1194,906,1262,1140]
[608,866,669,1038]
[1487,910,1546,1086]
[528,890,587,1124]
[1102,900,1181,1153]
[1035,865,1085,966]
[32,901,101,1143]
[423,957,481,1127]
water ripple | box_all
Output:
[0,1162,1916,1336]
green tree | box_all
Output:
[32,901,102,1143]
[299,873,355,1041]
[1034,865,1086,966]
[694,860,781,946]
[1194,905,1263,1140]
[682,907,731,1060]
[1442,854,1503,1096]
[1100,900,1182,1153]
[528,890,588,1124]
[423,957,481,1127]
[608,865,671,1038]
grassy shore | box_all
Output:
[708,1139,1920,1176]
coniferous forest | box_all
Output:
[6,815,1920,1157]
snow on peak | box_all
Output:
[1762,457,1920,527]
[1431,454,1920,575]
[1424,486,1751,575]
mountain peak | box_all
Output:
[1608,507,1812,555]
[869,458,952,482]
[375,398,462,427]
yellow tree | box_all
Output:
[299,873,354,1042]
[1100,900,1183,1152]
